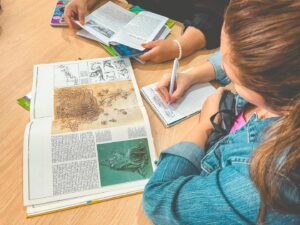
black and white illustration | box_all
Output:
[54,64,79,88]
[113,60,127,70]
[103,60,116,81]
[118,68,130,79]
[103,60,115,72]
[88,61,105,82]
[85,20,115,38]
[87,59,131,82]
[114,60,130,80]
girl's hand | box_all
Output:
[156,71,195,104]
[139,40,179,63]
[199,87,225,134]
[64,0,97,28]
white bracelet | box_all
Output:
[173,39,182,60]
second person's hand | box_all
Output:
[64,0,97,28]
[139,39,179,63]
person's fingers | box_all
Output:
[141,40,161,49]
[65,16,73,28]
[139,49,157,61]
[78,8,86,25]
[156,78,171,103]
[156,86,171,103]
[162,88,171,103]
[64,7,74,28]
[169,86,185,103]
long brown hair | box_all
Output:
[223,0,300,223]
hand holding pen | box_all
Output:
[156,58,195,104]
[168,58,179,95]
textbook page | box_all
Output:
[79,1,135,45]
[26,108,156,215]
[24,117,155,205]
[77,25,170,46]
[25,57,156,206]
[141,82,216,126]
[31,57,138,120]
[110,11,168,50]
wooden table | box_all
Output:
[0,0,215,224]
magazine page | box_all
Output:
[23,118,53,205]
[77,1,135,45]
[24,120,155,206]
[77,25,170,46]
[110,11,168,51]
[25,58,155,206]
[26,108,156,215]
[141,82,216,126]
[31,57,136,120]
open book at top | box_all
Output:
[24,57,156,216]
[77,1,168,51]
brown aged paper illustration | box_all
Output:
[52,80,143,134]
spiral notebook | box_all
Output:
[141,82,216,127]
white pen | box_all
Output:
[169,58,179,95]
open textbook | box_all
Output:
[24,57,156,216]
[76,1,169,51]
[141,82,216,127]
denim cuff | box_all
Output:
[159,142,205,172]
[208,50,231,85]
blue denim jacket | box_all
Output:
[143,51,300,225]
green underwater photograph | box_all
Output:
[97,138,153,186]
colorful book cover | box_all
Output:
[51,0,69,26]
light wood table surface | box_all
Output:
[0,0,215,224]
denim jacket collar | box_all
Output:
[235,94,248,115]
[201,111,277,174]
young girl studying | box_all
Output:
[143,0,300,224]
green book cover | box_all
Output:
[100,43,119,56]
[17,93,31,111]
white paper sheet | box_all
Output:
[141,82,216,126]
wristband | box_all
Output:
[173,40,182,60]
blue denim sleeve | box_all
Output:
[208,50,231,85]
[143,142,260,225]
[158,142,205,172]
